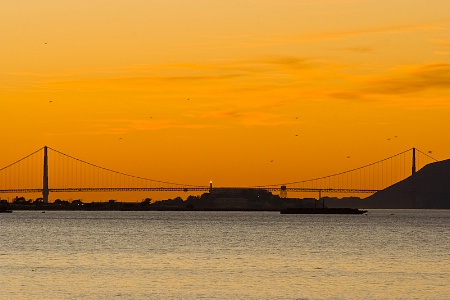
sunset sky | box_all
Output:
[1,0,450,201]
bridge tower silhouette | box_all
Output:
[43,146,49,203]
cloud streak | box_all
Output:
[331,46,374,53]
[367,64,450,94]
[63,119,215,136]
[77,111,294,136]
[329,63,450,108]
[264,22,443,46]
[197,109,295,127]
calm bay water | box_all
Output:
[1,210,449,300]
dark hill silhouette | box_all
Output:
[362,159,450,208]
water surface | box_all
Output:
[1,210,449,299]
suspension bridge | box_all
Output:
[0,146,438,203]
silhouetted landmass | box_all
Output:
[2,159,450,211]
[326,159,450,209]
[1,189,316,211]
[365,159,450,208]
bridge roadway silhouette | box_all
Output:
[0,187,380,194]
[0,146,438,202]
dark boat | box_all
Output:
[280,208,367,214]
[0,209,13,213]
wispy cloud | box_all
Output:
[61,119,215,136]
[266,22,442,46]
[73,111,294,136]
[10,53,450,116]
[128,56,314,75]
[128,119,212,131]
[366,63,450,94]
[34,73,246,92]
[331,46,374,53]
[28,56,316,109]
[329,63,450,108]
[198,109,294,127]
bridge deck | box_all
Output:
[0,187,379,193]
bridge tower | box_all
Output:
[43,146,49,203]
[411,147,417,208]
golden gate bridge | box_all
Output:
[0,146,438,203]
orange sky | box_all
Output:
[1,0,450,201]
